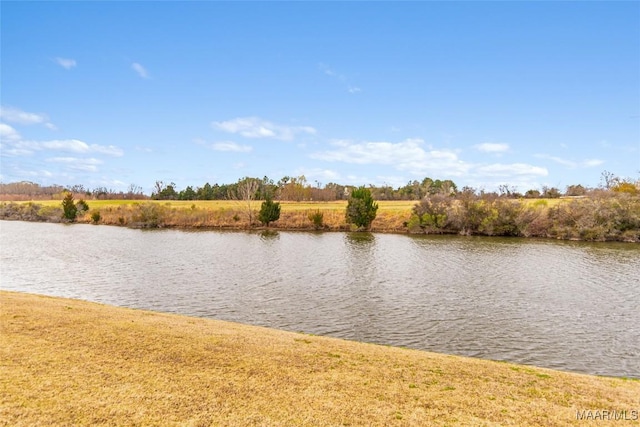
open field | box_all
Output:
[4,196,637,241]
[5,199,418,232]
[12,199,417,213]
[1,291,638,426]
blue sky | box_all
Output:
[1,1,638,194]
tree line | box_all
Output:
[150,171,638,201]
[0,182,145,201]
[1,170,637,202]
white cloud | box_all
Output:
[0,106,56,129]
[319,63,361,94]
[86,179,128,189]
[74,164,99,172]
[474,142,510,153]
[294,167,341,183]
[534,154,578,169]
[535,154,576,168]
[369,175,409,188]
[311,138,551,188]
[0,123,21,142]
[39,139,123,156]
[90,144,124,156]
[3,137,123,157]
[211,141,253,153]
[46,157,102,165]
[55,57,76,70]
[1,147,33,157]
[475,163,548,177]
[2,120,123,182]
[46,160,99,172]
[344,174,373,185]
[312,138,424,164]
[311,138,471,177]
[319,63,345,81]
[583,159,604,167]
[12,168,54,178]
[212,117,316,141]
[535,154,604,169]
[132,62,149,79]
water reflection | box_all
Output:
[259,230,280,241]
[1,220,638,378]
[345,231,375,245]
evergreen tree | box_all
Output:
[345,186,378,230]
[258,196,281,226]
[62,192,78,221]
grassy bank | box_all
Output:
[1,291,638,426]
[0,200,416,233]
[2,195,639,241]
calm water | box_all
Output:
[1,220,638,378]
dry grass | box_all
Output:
[8,199,564,233]
[43,200,415,232]
[1,291,638,426]
[22,199,415,212]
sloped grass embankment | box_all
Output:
[1,291,638,426]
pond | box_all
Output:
[1,220,638,378]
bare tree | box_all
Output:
[127,183,144,199]
[153,181,164,196]
[600,170,619,190]
[234,177,260,225]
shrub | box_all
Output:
[258,197,281,226]
[38,205,63,222]
[479,200,522,236]
[61,192,78,221]
[565,184,587,197]
[406,214,423,233]
[516,205,550,237]
[542,186,561,198]
[307,209,324,230]
[524,189,541,198]
[76,199,89,215]
[412,195,451,233]
[612,182,639,195]
[346,187,378,230]
[90,210,101,224]
[132,203,164,228]
[451,198,490,235]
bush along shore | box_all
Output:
[1,192,639,242]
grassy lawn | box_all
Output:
[1,291,638,426]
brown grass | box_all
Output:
[9,199,570,233]
[61,200,414,232]
[1,291,638,426]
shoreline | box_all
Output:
[4,216,640,247]
[2,291,639,426]
[1,215,640,244]
[2,196,640,242]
